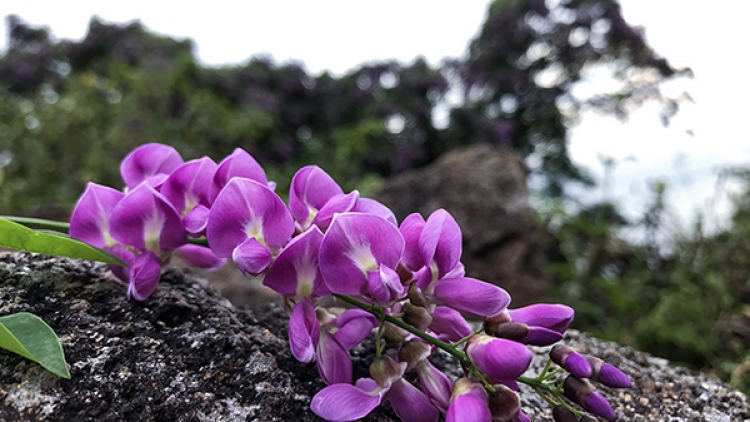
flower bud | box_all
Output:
[416,359,453,413]
[563,376,616,420]
[398,339,432,371]
[487,321,529,342]
[408,281,432,308]
[484,309,513,334]
[487,383,521,422]
[466,335,533,381]
[403,302,433,331]
[370,356,406,389]
[552,405,578,422]
[397,262,415,285]
[446,378,491,422]
[550,344,592,378]
[508,304,574,334]
[587,356,631,388]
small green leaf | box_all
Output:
[0,217,126,266]
[0,312,71,378]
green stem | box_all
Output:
[0,216,70,232]
[333,294,470,365]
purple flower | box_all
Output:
[311,378,386,421]
[319,212,404,301]
[550,344,592,378]
[69,182,125,249]
[173,244,225,271]
[446,378,491,422]
[428,306,473,342]
[206,178,294,275]
[289,165,343,230]
[120,143,184,190]
[263,226,328,299]
[127,251,162,301]
[563,376,616,420]
[161,157,217,237]
[587,356,631,388]
[210,148,274,202]
[109,184,187,254]
[465,335,533,381]
[508,303,574,334]
[432,277,511,317]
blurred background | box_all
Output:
[1,0,749,393]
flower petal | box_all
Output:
[432,277,511,317]
[388,379,439,422]
[207,178,294,257]
[508,304,574,333]
[183,204,210,237]
[416,360,453,413]
[400,213,426,271]
[420,209,462,279]
[232,237,272,276]
[289,165,343,228]
[161,157,217,214]
[173,244,225,271]
[429,306,473,342]
[311,191,359,230]
[69,182,125,248]
[120,143,184,189]
[466,335,532,381]
[317,332,352,385]
[211,148,272,202]
[263,226,325,298]
[288,299,319,362]
[331,308,378,350]
[367,263,404,304]
[110,184,187,253]
[127,252,162,301]
[310,379,384,422]
[319,213,404,295]
[353,198,398,226]
[446,379,491,422]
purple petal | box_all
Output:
[232,238,272,276]
[211,148,272,202]
[263,226,325,298]
[161,157,217,214]
[508,304,574,333]
[310,379,384,422]
[466,335,533,381]
[353,198,398,226]
[319,212,404,295]
[317,332,352,385]
[288,299,319,362]
[106,244,134,282]
[564,352,593,379]
[429,306,473,342]
[109,184,187,253]
[173,244,225,271]
[598,364,632,388]
[399,213,426,271]
[367,263,405,304]
[432,277,511,317]
[446,379,491,422]
[120,143,184,189]
[420,209,462,279]
[127,252,162,301]
[289,165,343,228]
[331,308,378,350]
[525,326,563,346]
[207,178,294,257]
[183,204,210,237]
[70,182,125,248]
[584,391,616,420]
[416,360,453,413]
[388,378,439,422]
[311,191,359,230]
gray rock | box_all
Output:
[370,144,550,306]
[1,252,748,421]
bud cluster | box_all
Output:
[69,143,632,421]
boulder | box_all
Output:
[1,252,748,421]
[370,144,550,305]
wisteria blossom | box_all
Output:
[69,143,631,422]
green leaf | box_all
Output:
[0,312,71,378]
[0,217,126,266]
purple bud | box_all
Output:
[563,376,616,420]
[398,339,432,371]
[551,344,593,378]
[415,359,453,413]
[508,303,574,334]
[403,303,433,331]
[588,356,631,388]
[446,378,491,422]
[370,356,406,389]
[429,306,473,342]
[466,335,533,381]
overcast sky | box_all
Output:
[1,0,748,236]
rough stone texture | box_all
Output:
[370,144,550,306]
[1,252,749,421]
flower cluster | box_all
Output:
[70,143,631,421]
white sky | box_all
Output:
[1,0,748,237]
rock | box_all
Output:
[370,144,550,306]
[1,252,749,421]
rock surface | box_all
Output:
[1,252,749,421]
[370,144,550,306]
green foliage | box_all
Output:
[0,312,70,378]
[544,172,750,393]
[0,217,125,266]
